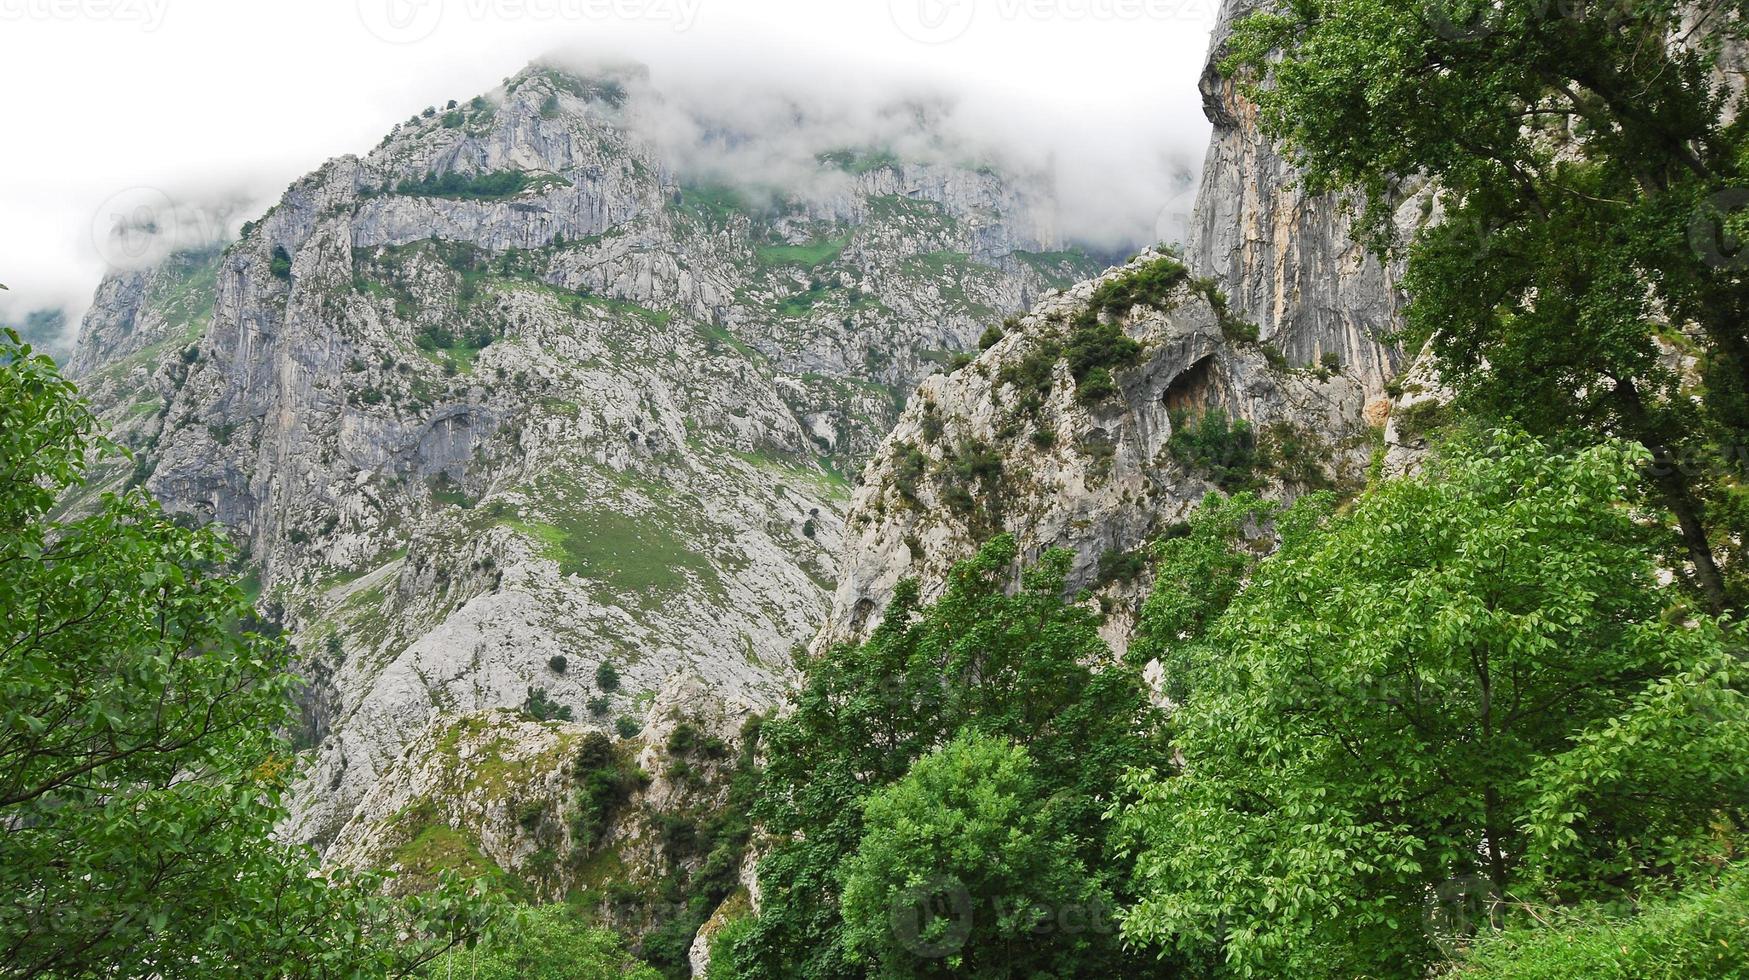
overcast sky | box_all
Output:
[0,0,1221,330]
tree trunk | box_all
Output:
[1613,380,1733,616]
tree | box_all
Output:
[1224,0,1749,613]
[727,536,1163,979]
[1116,432,1749,978]
[0,329,497,976]
[421,904,660,980]
[1126,490,1326,703]
[840,734,1116,979]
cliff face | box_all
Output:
[68,63,1099,850]
[821,0,1418,650]
[1183,0,1415,391]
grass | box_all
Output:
[87,248,221,384]
[388,815,525,899]
[675,184,751,228]
[390,170,569,201]
[1013,249,1104,290]
[506,505,721,610]
[695,323,756,359]
[817,147,900,174]
[579,296,672,328]
[755,235,849,268]
[864,194,954,228]
[1452,867,1749,978]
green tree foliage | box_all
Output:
[521,685,573,722]
[726,536,1163,978]
[1126,491,1322,702]
[421,904,660,979]
[1116,432,1749,978]
[0,329,499,976]
[1085,255,1187,319]
[840,734,1118,979]
[1224,0,1749,613]
[395,170,532,200]
[595,659,622,692]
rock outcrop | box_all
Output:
[821,251,1382,652]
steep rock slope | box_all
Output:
[67,63,1099,849]
[1182,0,1418,390]
[822,251,1381,652]
[822,0,1415,648]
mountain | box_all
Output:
[2,306,70,361]
[64,61,1101,857]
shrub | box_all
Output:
[522,686,572,722]
[1166,409,1260,491]
[1075,366,1119,404]
[594,661,620,692]
[1086,255,1187,318]
[569,731,647,852]
[1259,420,1332,490]
[998,339,1063,406]
[891,443,929,505]
[547,655,567,674]
[614,716,642,739]
[1095,547,1148,587]
[978,323,1005,350]
[423,903,660,979]
[395,170,533,200]
[269,246,292,280]
[1457,866,1749,979]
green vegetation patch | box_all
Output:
[1086,255,1188,319]
[816,147,900,174]
[502,476,722,608]
[390,170,568,201]
[755,235,849,268]
[674,184,752,228]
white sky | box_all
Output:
[0,0,1221,328]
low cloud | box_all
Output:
[4,33,1215,352]
[559,47,1211,254]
